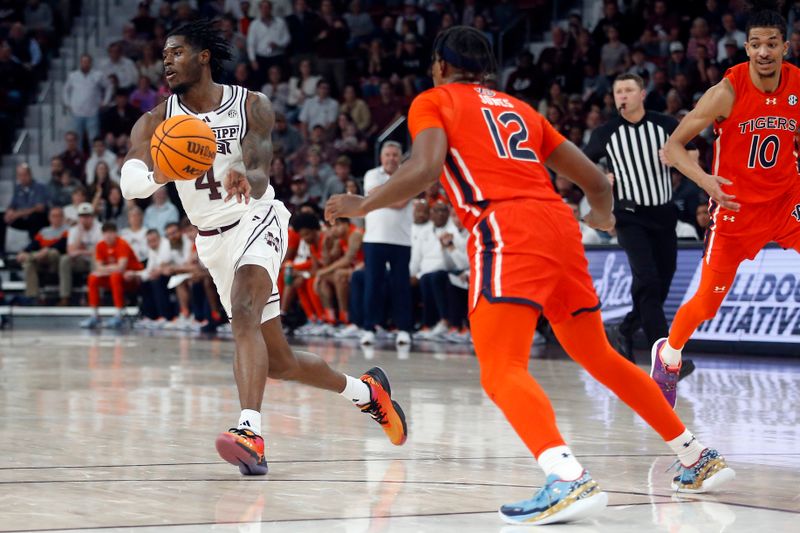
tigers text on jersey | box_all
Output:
[165,84,273,230]
[714,62,800,204]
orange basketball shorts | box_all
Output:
[467,199,600,324]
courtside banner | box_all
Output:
[586,245,800,344]
[685,248,800,343]
[585,246,703,324]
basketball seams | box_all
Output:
[151,115,216,180]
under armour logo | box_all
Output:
[683,436,697,448]
[713,286,727,293]
[792,203,800,222]
[723,215,735,222]
[766,97,777,105]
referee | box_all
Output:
[584,73,694,378]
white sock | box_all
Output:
[238,409,261,435]
[660,340,682,366]
[537,446,584,480]
[340,374,371,405]
[667,429,705,467]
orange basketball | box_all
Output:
[150,115,216,181]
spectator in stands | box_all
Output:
[592,0,632,45]
[161,221,203,330]
[343,0,374,49]
[85,140,119,186]
[315,217,363,328]
[360,141,413,346]
[98,42,139,93]
[332,114,369,168]
[320,155,353,204]
[368,81,404,136]
[134,227,173,326]
[644,68,670,112]
[59,202,101,306]
[395,33,428,93]
[247,0,290,87]
[143,187,180,235]
[411,200,458,339]
[23,0,53,35]
[539,26,571,78]
[567,201,603,245]
[288,175,313,212]
[131,1,156,39]
[58,131,86,182]
[120,206,148,262]
[261,65,290,115]
[63,187,88,226]
[285,0,319,61]
[292,124,337,173]
[396,0,425,37]
[7,22,41,76]
[137,43,163,86]
[696,203,711,234]
[716,12,745,62]
[362,38,390,97]
[667,41,694,81]
[299,79,339,138]
[80,222,143,329]
[287,57,320,116]
[4,162,49,241]
[269,156,292,202]
[101,185,128,229]
[339,83,371,132]
[300,146,333,199]
[411,199,430,244]
[17,206,68,303]
[62,54,111,150]
[629,47,656,89]
[505,51,536,102]
[441,210,470,339]
[600,26,630,79]
[101,90,142,138]
[48,156,64,186]
[314,0,350,93]
[687,17,715,61]
[50,168,80,208]
[272,112,303,160]
[130,75,158,112]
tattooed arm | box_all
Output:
[223,91,275,203]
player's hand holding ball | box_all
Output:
[150,115,216,183]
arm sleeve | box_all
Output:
[120,159,164,200]
[407,90,445,140]
[583,126,608,163]
[276,19,290,47]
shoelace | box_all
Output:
[361,399,387,425]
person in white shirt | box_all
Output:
[130,227,174,324]
[716,13,746,62]
[120,206,149,262]
[298,79,339,138]
[85,138,119,186]
[58,202,102,305]
[62,54,111,149]
[143,188,180,235]
[567,201,604,245]
[247,1,290,85]
[410,198,431,245]
[360,141,413,345]
[410,200,458,338]
[97,42,139,92]
[441,210,470,338]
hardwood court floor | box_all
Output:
[0,328,798,532]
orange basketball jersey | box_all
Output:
[407,83,566,231]
[714,62,800,205]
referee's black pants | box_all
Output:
[614,203,677,346]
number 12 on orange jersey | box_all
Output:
[481,108,539,162]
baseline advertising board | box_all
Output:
[584,245,800,345]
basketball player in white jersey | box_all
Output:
[120,20,407,475]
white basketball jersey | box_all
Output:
[164,84,274,230]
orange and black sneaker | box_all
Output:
[215,428,268,475]
[359,367,408,446]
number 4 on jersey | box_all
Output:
[195,167,223,200]
[481,108,540,162]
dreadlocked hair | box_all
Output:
[746,0,787,39]
[432,25,497,84]
[168,19,232,79]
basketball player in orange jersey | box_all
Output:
[654,2,800,407]
[119,20,407,476]
[326,26,734,525]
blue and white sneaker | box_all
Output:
[499,471,608,525]
[79,316,101,329]
[672,448,735,493]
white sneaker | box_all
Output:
[334,323,360,338]
[430,321,448,336]
[395,331,411,346]
[360,330,376,345]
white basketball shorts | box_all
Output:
[195,199,291,323]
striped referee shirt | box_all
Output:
[584,111,692,207]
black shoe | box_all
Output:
[678,358,695,382]
[607,323,634,362]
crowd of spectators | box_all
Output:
[1,0,769,340]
